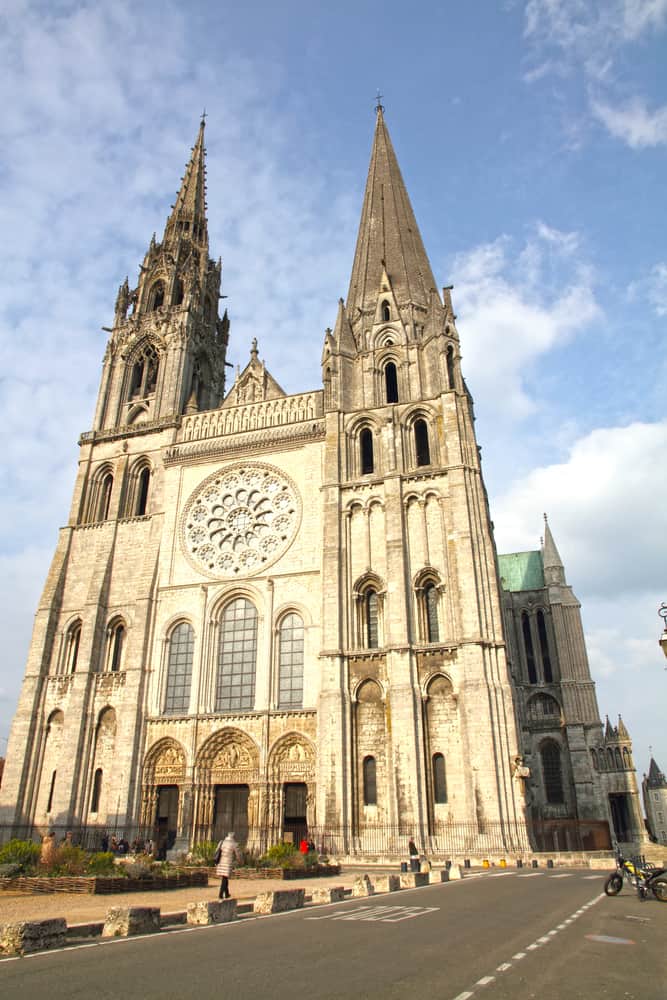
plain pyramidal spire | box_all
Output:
[163,116,209,248]
[346,102,438,329]
[542,514,566,586]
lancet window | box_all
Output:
[164,622,195,715]
[278,612,304,709]
[216,598,258,712]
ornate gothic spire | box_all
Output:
[346,106,438,327]
[163,117,209,250]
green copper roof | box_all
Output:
[498,551,544,592]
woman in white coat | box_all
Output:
[215,832,242,899]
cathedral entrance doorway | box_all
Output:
[283,782,307,843]
[213,784,249,844]
[155,785,179,859]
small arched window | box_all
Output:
[381,300,391,322]
[615,748,623,769]
[414,419,431,466]
[172,278,184,305]
[365,590,379,649]
[384,362,399,403]
[135,467,150,516]
[622,747,631,769]
[278,613,304,709]
[164,622,194,715]
[109,622,125,673]
[150,281,165,310]
[363,755,377,805]
[99,473,113,521]
[129,344,159,400]
[541,741,564,804]
[360,428,374,475]
[424,583,440,642]
[522,613,537,684]
[91,768,103,813]
[446,345,456,389]
[433,753,447,803]
[65,621,82,674]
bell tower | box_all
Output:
[93,118,229,432]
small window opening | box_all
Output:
[91,768,103,813]
[363,756,377,805]
[542,742,564,804]
[365,590,379,649]
[415,419,431,466]
[151,282,165,310]
[433,753,447,803]
[381,300,391,322]
[360,429,374,475]
[522,613,537,684]
[110,625,125,673]
[385,362,399,403]
[47,770,57,813]
[424,583,439,642]
[136,467,150,516]
[173,279,184,306]
[446,346,456,389]
[67,623,81,674]
[99,473,113,521]
[537,610,552,682]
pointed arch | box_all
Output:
[105,617,127,673]
[127,340,160,403]
[277,611,304,709]
[384,361,399,403]
[415,570,444,644]
[381,299,391,322]
[216,597,258,712]
[63,619,82,674]
[164,620,195,715]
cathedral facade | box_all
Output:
[0,110,644,857]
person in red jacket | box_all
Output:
[299,836,309,855]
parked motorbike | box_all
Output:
[604,848,667,902]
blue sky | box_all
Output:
[1,0,666,780]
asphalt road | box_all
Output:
[1,870,665,999]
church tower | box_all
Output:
[318,104,526,845]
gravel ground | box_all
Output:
[0,873,351,926]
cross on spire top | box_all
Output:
[375,91,384,114]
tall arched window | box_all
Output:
[164,622,194,715]
[130,343,159,400]
[363,755,377,805]
[91,768,103,813]
[360,428,374,475]
[109,622,125,673]
[424,583,440,642]
[278,613,304,709]
[135,466,150,516]
[64,621,82,674]
[414,419,431,466]
[541,741,564,804]
[98,473,113,521]
[216,598,258,711]
[446,345,456,389]
[433,753,447,803]
[172,278,184,305]
[381,300,391,322]
[537,610,552,682]
[522,613,537,684]
[365,590,379,649]
[384,362,399,403]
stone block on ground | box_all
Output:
[187,900,237,926]
[352,874,375,897]
[448,865,463,880]
[374,875,401,892]
[102,906,161,938]
[310,886,346,904]
[0,919,67,956]
[429,869,449,884]
[399,872,429,888]
[253,889,305,914]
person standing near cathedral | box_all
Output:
[215,832,242,899]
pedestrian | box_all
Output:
[100,832,109,853]
[408,836,419,872]
[299,836,309,855]
[215,832,242,900]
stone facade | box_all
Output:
[0,108,643,857]
[642,758,667,845]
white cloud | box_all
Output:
[591,97,667,148]
[628,262,667,315]
[450,225,600,420]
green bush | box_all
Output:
[304,850,319,869]
[190,840,218,866]
[87,852,116,875]
[0,862,22,878]
[46,845,89,875]
[259,841,298,868]
[0,839,41,873]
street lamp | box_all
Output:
[659,603,667,661]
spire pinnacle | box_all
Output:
[542,514,566,586]
[163,119,209,249]
[346,108,438,333]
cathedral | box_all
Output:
[0,108,645,858]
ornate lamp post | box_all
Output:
[659,604,667,661]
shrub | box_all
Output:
[190,840,218,866]
[304,850,319,869]
[87,852,116,875]
[259,841,298,869]
[0,839,41,873]
[0,863,22,878]
[46,845,89,875]
[122,861,153,879]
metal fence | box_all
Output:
[0,818,612,857]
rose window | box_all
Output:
[181,463,301,578]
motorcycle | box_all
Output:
[604,848,667,902]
